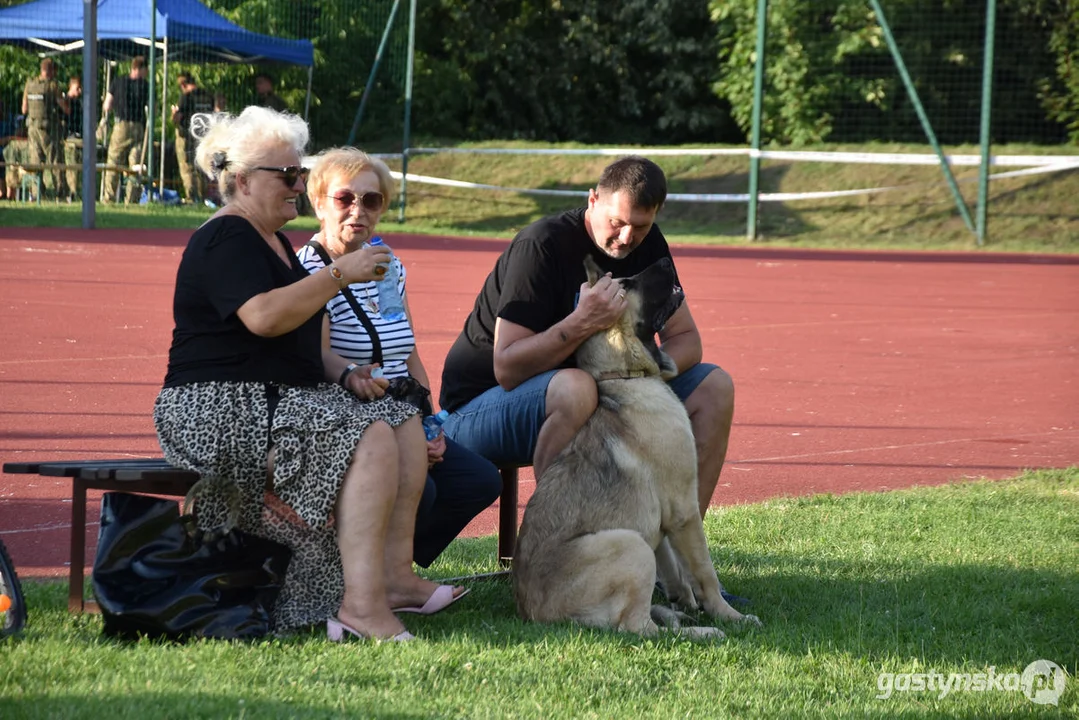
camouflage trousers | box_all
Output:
[175,132,206,203]
[62,137,82,200]
[27,125,62,199]
[103,120,144,203]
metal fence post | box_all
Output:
[976,0,997,247]
[746,0,768,241]
[869,0,976,236]
[397,0,417,223]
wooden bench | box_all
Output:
[3,458,524,613]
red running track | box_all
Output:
[0,227,1076,578]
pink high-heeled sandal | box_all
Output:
[327,617,415,643]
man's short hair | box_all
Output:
[40,58,56,72]
[131,56,147,71]
[255,72,274,84]
[68,75,81,86]
[597,155,667,210]
[177,73,192,86]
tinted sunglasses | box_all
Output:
[326,190,385,213]
[253,165,309,187]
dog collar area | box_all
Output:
[593,370,648,381]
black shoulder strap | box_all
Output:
[305,239,382,367]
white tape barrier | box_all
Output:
[321,148,1079,204]
[409,146,1079,167]
[386,171,586,198]
[387,163,1079,204]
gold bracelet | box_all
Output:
[328,263,346,289]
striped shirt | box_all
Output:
[297,240,415,379]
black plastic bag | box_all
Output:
[386,375,433,417]
[91,492,291,641]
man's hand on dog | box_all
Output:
[576,272,627,331]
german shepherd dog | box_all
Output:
[513,256,761,639]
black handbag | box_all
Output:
[386,375,433,416]
[91,492,291,641]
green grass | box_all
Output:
[3,141,1078,253]
[2,469,1076,719]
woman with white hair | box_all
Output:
[153,106,463,642]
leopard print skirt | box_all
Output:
[153,381,418,631]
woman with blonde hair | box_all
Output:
[298,147,501,575]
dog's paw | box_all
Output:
[650,604,695,629]
[737,613,763,628]
[676,625,726,641]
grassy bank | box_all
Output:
[2,141,1077,254]
[2,468,1076,718]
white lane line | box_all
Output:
[729,428,1076,464]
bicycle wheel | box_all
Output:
[0,538,27,637]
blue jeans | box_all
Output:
[413,436,502,567]
[442,363,719,468]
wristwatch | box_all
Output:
[338,362,360,387]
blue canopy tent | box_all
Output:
[0,0,313,66]
[0,0,314,201]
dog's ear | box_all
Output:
[583,255,603,286]
[656,347,679,380]
[642,337,679,380]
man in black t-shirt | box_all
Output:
[62,75,83,202]
[439,156,735,518]
[254,72,288,112]
[171,73,215,203]
[101,56,149,203]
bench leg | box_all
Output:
[68,479,87,613]
[498,467,519,566]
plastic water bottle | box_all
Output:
[368,236,406,321]
[422,409,450,441]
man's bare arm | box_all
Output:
[657,302,704,374]
[493,273,626,390]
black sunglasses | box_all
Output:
[253,165,309,187]
[326,190,385,213]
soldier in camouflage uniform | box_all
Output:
[21,58,69,201]
[170,73,214,203]
[101,56,149,204]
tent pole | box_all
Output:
[304,66,312,123]
[159,35,168,196]
[397,0,416,223]
[82,0,98,229]
[146,0,157,199]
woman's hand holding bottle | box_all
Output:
[342,363,390,401]
[334,242,392,284]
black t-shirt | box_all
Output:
[110,75,149,123]
[177,88,214,133]
[439,207,675,411]
[66,94,83,138]
[163,215,324,388]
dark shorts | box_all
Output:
[442,362,719,467]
